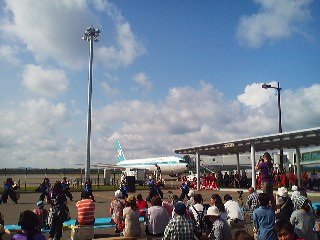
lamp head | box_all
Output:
[262,83,272,89]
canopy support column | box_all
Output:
[236,153,240,173]
[196,150,201,191]
[250,144,256,189]
[296,147,302,188]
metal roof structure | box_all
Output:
[175,127,320,156]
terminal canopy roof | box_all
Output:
[174,127,320,156]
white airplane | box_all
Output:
[115,140,189,173]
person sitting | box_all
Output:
[136,194,148,218]
[75,191,95,225]
[204,206,232,240]
[11,210,46,240]
[246,187,259,211]
[253,193,277,240]
[110,190,125,233]
[163,202,195,240]
[291,185,300,202]
[275,219,305,240]
[290,195,316,240]
[0,224,10,240]
[33,201,49,230]
[275,187,293,222]
[186,189,195,208]
[123,195,141,237]
[145,196,170,238]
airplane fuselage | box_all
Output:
[117,156,188,174]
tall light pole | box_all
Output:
[82,27,100,180]
[262,82,283,170]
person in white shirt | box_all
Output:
[223,194,244,226]
[290,185,300,203]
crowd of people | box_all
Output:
[0,151,319,240]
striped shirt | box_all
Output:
[247,192,259,211]
[76,199,95,225]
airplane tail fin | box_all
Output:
[116,140,126,162]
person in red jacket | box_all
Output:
[288,169,297,189]
[280,171,288,188]
[136,194,148,218]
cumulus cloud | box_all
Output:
[0,44,21,65]
[101,81,119,96]
[92,81,320,161]
[22,64,69,97]
[1,0,98,70]
[1,0,144,70]
[95,2,146,69]
[237,82,277,108]
[133,72,153,91]
[237,0,312,48]
[1,82,319,167]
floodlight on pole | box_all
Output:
[262,81,283,170]
[82,27,100,180]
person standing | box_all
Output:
[49,181,68,240]
[253,193,277,240]
[255,152,274,207]
[246,187,259,211]
[61,177,73,201]
[75,191,95,225]
[163,202,195,240]
[0,178,19,204]
[37,178,51,203]
[84,179,95,202]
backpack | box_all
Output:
[192,205,207,234]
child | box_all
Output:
[33,201,49,230]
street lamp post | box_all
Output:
[262,82,283,170]
[82,27,100,180]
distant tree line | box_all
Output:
[0,168,102,174]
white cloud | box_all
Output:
[22,64,69,98]
[101,81,119,96]
[1,82,319,167]
[133,72,153,91]
[237,0,312,48]
[95,2,146,69]
[237,82,277,108]
[0,44,21,65]
[1,0,98,70]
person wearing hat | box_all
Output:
[290,185,300,202]
[163,202,195,240]
[110,190,125,233]
[290,195,316,240]
[186,189,195,208]
[123,195,141,237]
[33,201,49,230]
[205,206,232,239]
[275,187,293,222]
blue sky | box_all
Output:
[0,0,319,168]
